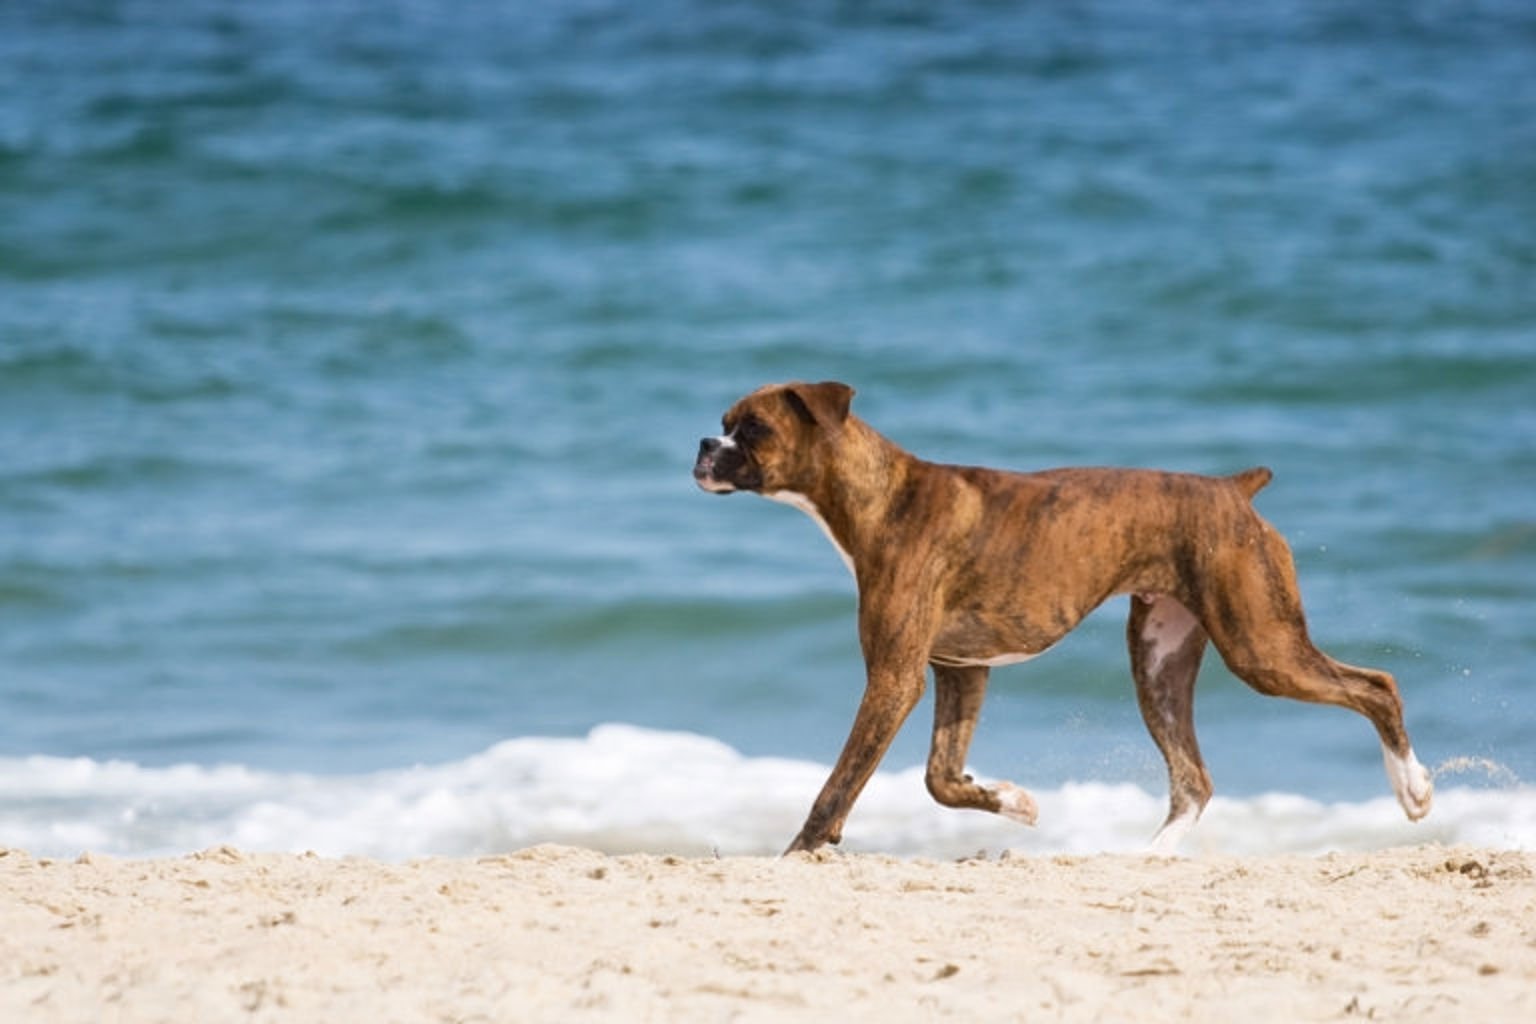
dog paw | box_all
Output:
[990,782,1038,826]
[1385,747,1434,821]
[1147,808,1199,856]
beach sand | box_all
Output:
[3,843,1532,1022]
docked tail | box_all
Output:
[1229,466,1273,499]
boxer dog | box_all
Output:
[693,381,1433,854]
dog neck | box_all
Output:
[770,416,917,576]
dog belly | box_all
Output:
[928,607,1070,670]
[929,649,1043,669]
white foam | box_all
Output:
[2,724,1532,860]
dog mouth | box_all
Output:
[694,436,758,493]
[693,458,737,493]
[693,439,735,493]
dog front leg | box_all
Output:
[785,664,926,854]
[926,665,1038,826]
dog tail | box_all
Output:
[1229,466,1273,499]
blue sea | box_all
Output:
[3,0,1534,859]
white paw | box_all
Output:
[1385,747,1434,821]
[1147,809,1199,856]
[990,782,1038,826]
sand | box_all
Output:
[3,843,1532,1022]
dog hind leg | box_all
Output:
[925,665,1038,825]
[1199,527,1434,822]
[1227,643,1434,821]
[1128,594,1213,853]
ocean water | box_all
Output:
[2,0,1534,859]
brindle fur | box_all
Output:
[695,381,1430,854]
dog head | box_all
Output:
[693,381,855,495]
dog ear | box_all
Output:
[784,381,854,428]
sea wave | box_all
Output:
[2,725,1529,861]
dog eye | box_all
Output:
[736,416,771,444]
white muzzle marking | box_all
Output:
[696,432,739,492]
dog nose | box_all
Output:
[698,437,721,457]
